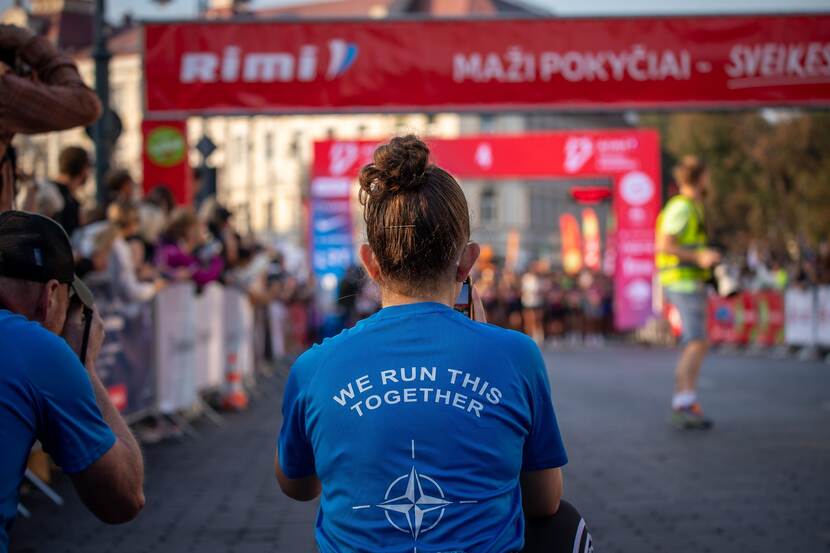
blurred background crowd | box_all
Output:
[16,143,830,353]
[16,144,318,354]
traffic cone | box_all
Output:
[222,353,249,411]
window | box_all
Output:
[265,200,274,230]
[110,84,123,111]
[479,114,495,133]
[234,135,245,165]
[264,131,274,161]
[480,187,497,224]
[289,131,302,157]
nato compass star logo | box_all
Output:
[352,440,478,544]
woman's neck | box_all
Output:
[380,285,456,309]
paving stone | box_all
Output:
[9,346,830,552]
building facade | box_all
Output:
[5,0,629,268]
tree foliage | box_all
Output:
[641,111,830,255]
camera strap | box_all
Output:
[79,306,93,366]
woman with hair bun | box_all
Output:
[275,136,587,552]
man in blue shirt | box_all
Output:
[0,211,145,552]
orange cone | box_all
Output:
[222,353,249,411]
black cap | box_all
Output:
[0,211,94,308]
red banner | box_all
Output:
[559,213,583,275]
[706,291,785,346]
[141,120,192,205]
[581,208,601,272]
[145,15,830,114]
[313,129,660,330]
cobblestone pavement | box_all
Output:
[10,345,830,553]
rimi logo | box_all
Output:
[180,39,359,83]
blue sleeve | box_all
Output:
[30,334,116,474]
[520,340,568,472]
[277,357,316,479]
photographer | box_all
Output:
[0,24,102,212]
[0,211,144,552]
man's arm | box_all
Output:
[274,450,321,502]
[521,467,563,517]
[0,25,102,134]
[62,305,145,523]
[656,232,721,269]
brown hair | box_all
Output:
[164,208,198,243]
[359,135,470,295]
[106,169,133,195]
[673,155,707,188]
[58,146,90,178]
[107,201,140,230]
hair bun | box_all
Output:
[359,135,430,197]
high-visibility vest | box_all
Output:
[655,195,710,286]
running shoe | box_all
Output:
[671,403,714,430]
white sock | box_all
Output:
[672,391,697,410]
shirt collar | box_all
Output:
[370,301,454,320]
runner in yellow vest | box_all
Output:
[655,156,721,430]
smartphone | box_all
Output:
[454,277,473,318]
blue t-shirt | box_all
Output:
[278,302,567,553]
[0,310,116,552]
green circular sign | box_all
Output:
[147,126,186,167]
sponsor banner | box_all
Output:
[89,282,156,417]
[145,15,830,113]
[313,130,660,330]
[223,287,256,379]
[141,119,192,205]
[784,288,817,347]
[707,291,785,346]
[308,177,354,337]
[707,294,738,344]
[194,283,226,390]
[155,283,199,414]
[752,290,785,347]
[505,228,521,272]
[816,286,830,347]
[582,208,601,272]
[559,213,583,275]
[734,292,757,345]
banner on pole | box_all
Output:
[142,119,192,205]
[559,213,583,275]
[581,208,601,271]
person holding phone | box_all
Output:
[275,136,589,553]
[0,211,145,553]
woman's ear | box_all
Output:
[359,243,382,282]
[456,242,481,282]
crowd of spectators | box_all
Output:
[15,145,315,358]
[336,260,614,347]
[475,263,613,347]
[16,145,828,352]
[709,238,830,298]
